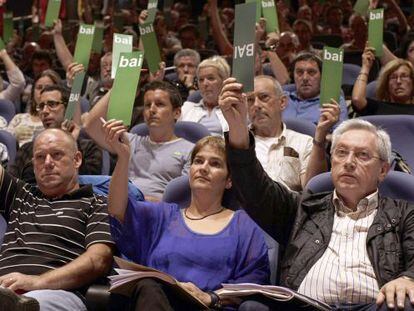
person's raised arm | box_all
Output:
[381,44,398,66]
[104,119,130,222]
[83,90,115,152]
[0,49,25,103]
[218,78,249,149]
[352,46,375,111]
[52,19,74,70]
[265,33,290,85]
[207,0,233,56]
[303,101,340,186]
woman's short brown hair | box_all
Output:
[190,136,227,166]
[376,59,414,101]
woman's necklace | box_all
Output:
[184,207,225,221]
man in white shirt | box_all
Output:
[247,75,338,191]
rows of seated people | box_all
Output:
[1,0,414,310]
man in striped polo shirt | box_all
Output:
[0,128,114,311]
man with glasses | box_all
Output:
[0,128,114,311]
[8,85,102,183]
[284,52,348,127]
[220,77,414,310]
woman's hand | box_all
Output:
[102,119,130,158]
[179,282,212,306]
[362,46,376,71]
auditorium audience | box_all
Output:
[1,1,414,309]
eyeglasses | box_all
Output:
[36,100,63,112]
[332,147,382,163]
[389,73,412,82]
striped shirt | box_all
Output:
[298,190,380,304]
[0,170,114,276]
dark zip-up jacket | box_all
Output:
[227,134,414,290]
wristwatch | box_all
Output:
[207,291,223,310]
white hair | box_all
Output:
[331,119,392,163]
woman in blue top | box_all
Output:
[104,119,270,311]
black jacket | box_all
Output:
[227,133,414,290]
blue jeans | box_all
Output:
[24,289,87,311]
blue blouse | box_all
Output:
[110,200,270,291]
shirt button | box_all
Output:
[377,226,382,231]
[315,239,320,244]
[386,224,392,228]
[391,219,396,224]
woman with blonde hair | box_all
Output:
[352,47,414,115]
[180,55,231,136]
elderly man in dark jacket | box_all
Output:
[219,77,414,311]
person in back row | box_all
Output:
[180,55,230,136]
[84,80,194,202]
[8,84,102,183]
[283,51,348,128]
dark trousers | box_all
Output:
[110,278,207,311]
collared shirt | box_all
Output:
[180,99,229,136]
[254,123,312,191]
[283,91,348,128]
[298,190,380,304]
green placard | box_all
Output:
[146,0,158,24]
[108,51,144,125]
[320,46,344,106]
[261,0,279,33]
[2,12,13,43]
[353,0,369,16]
[232,3,257,93]
[65,71,86,120]
[368,9,384,57]
[246,0,261,23]
[112,33,133,79]
[0,38,5,50]
[44,0,62,27]
[73,24,95,70]
[92,21,104,53]
[139,22,161,73]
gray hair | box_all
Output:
[254,75,285,98]
[173,48,201,67]
[331,119,392,163]
[197,55,231,80]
